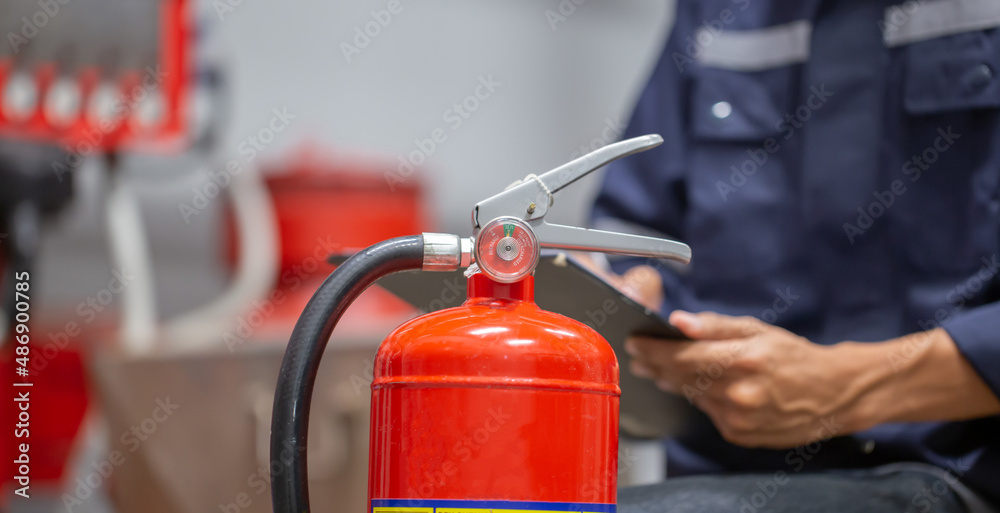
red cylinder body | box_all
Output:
[368,273,620,513]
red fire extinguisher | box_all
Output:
[270,134,691,513]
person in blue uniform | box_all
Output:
[598,1,1000,511]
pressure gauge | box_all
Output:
[474,216,539,283]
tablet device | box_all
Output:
[329,250,700,439]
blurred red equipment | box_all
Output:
[0,0,191,152]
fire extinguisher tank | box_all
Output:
[368,273,621,510]
[270,136,690,513]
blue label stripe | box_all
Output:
[372,498,616,513]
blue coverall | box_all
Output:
[594,0,1000,509]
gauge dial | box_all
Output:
[474,217,539,283]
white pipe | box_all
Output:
[105,174,158,354]
[161,163,279,352]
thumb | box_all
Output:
[669,310,763,340]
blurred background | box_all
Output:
[0,1,675,511]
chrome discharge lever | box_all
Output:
[423,134,691,283]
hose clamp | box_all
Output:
[422,233,471,271]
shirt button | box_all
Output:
[711,101,733,119]
[962,64,993,94]
[862,440,876,454]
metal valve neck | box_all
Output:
[467,273,534,302]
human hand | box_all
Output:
[625,311,869,448]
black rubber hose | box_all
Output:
[271,235,424,513]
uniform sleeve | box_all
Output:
[590,1,695,315]
[943,302,1000,398]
